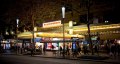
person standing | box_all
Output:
[66,45,70,56]
[78,46,81,55]
[43,45,46,55]
[83,45,89,55]
[59,46,62,56]
[93,45,99,55]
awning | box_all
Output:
[18,32,85,39]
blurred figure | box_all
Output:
[110,43,115,56]
[0,46,3,55]
[93,45,99,55]
[77,46,81,55]
[118,44,120,56]
[66,45,70,56]
[43,45,46,55]
[83,45,89,55]
[59,46,62,56]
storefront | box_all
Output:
[1,39,16,50]
[18,31,85,52]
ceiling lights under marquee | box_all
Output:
[18,31,85,39]
[17,32,37,39]
[36,32,73,38]
[73,23,120,32]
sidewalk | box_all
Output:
[33,51,120,63]
[2,51,120,63]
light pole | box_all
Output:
[16,18,19,54]
[32,16,35,56]
[62,6,65,58]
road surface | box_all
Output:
[0,55,117,64]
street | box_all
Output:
[0,55,117,64]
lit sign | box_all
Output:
[43,20,62,28]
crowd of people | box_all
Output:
[49,41,120,58]
[105,42,120,57]
[50,44,90,57]
[0,39,120,58]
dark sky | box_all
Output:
[0,0,22,34]
[0,0,50,35]
[0,0,17,21]
[0,0,15,13]
[0,0,120,35]
[0,0,120,22]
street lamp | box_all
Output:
[62,7,65,18]
[16,18,19,54]
[16,19,19,28]
[62,6,65,58]
[31,18,35,56]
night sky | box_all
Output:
[0,0,11,33]
[0,0,120,39]
[0,0,34,38]
[0,0,58,39]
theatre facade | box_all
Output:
[17,20,120,52]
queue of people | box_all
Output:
[105,42,120,57]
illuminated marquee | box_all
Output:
[43,20,62,28]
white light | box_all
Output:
[53,38,59,40]
[116,40,120,44]
[34,27,37,31]
[11,31,14,34]
[37,32,43,34]
[62,7,65,18]
[16,19,19,27]
[6,31,9,35]
[105,20,109,23]
[16,19,19,24]
[69,21,73,27]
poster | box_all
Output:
[72,42,76,49]
[46,43,52,49]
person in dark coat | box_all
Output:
[59,46,62,56]
[43,45,46,55]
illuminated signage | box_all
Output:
[42,20,62,28]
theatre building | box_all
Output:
[17,20,120,54]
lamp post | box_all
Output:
[16,18,19,54]
[62,6,65,58]
[31,17,35,56]
[16,19,19,29]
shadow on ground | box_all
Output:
[78,55,109,60]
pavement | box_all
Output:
[33,51,120,64]
[1,51,120,64]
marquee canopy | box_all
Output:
[17,32,85,39]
